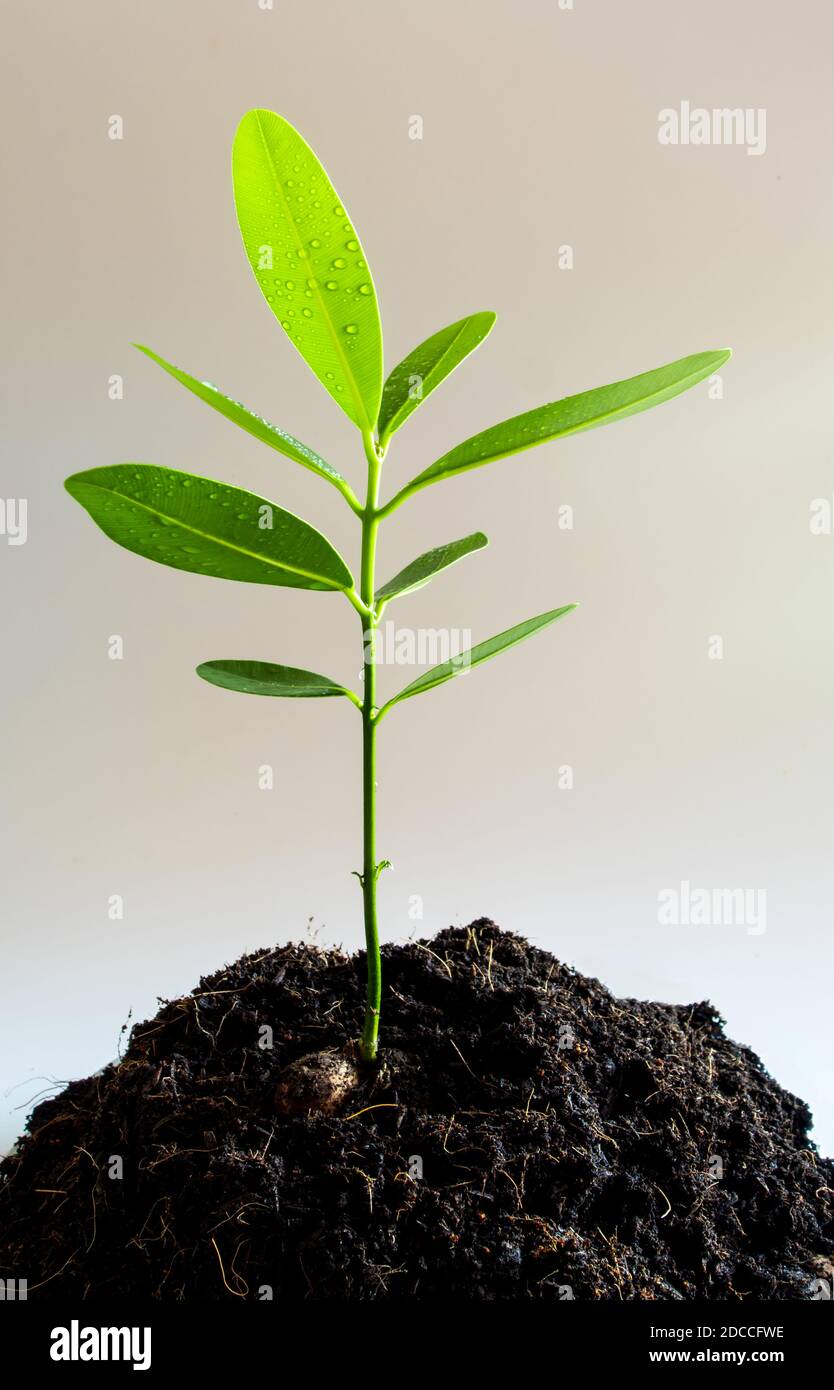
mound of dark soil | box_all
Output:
[1,921,831,1300]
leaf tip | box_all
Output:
[236,106,269,130]
[703,347,732,370]
[554,602,579,621]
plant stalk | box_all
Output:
[358,431,382,1061]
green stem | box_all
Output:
[376,477,421,519]
[358,430,382,1062]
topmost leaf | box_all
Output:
[233,109,383,433]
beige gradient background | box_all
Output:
[2,0,833,1155]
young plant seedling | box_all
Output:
[66,110,730,1068]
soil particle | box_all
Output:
[0,921,830,1300]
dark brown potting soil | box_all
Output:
[1,921,830,1300]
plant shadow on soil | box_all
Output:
[1,921,831,1300]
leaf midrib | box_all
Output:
[253,112,376,433]
[74,477,347,590]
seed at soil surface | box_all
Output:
[274,1047,361,1117]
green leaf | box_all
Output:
[377,312,496,445]
[197,659,358,704]
[385,349,732,509]
[64,464,353,591]
[233,109,383,433]
[379,604,576,717]
[375,531,488,605]
[134,344,358,506]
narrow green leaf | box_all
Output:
[386,350,732,510]
[379,604,576,716]
[64,464,353,591]
[233,109,383,432]
[197,659,357,703]
[375,531,488,605]
[377,312,496,445]
[134,344,357,504]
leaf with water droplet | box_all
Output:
[233,109,383,432]
[377,311,496,446]
[64,464,354,592]
[133,345,357,507]
[197,659,358,703]
[390,349,732,505]
[379,605,577,717]
[375,531,488,605]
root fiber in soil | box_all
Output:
[1,921,830,1300]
